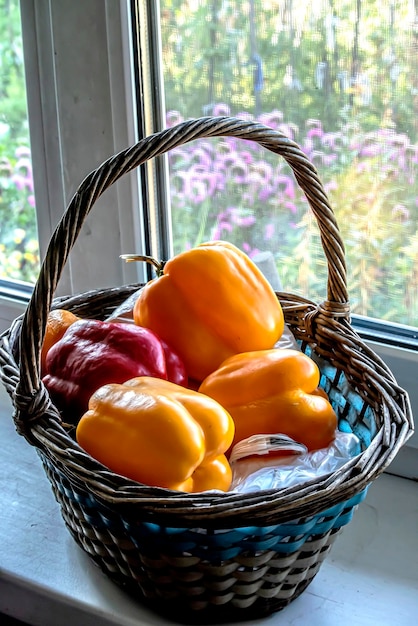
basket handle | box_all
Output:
[14,116,348,419]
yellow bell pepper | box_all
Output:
[131,241,284,381]
[76,377,235,493]
[199,348,337,451]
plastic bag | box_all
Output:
[106,288,142,324]
[230,431,362,493]
[275,324,300,351]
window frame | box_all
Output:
[0,0,415,476]
[19,0,148,296]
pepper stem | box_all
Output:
[120,254,165,276]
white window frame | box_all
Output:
[21,0,146,296]
[0,0,416,476]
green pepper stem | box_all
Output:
[120,254,165,276]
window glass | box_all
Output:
[160,0,418,327]
[0,0,38,284]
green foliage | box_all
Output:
[0,0,28,140]
[161,1,418,139]
[0,0,39,283]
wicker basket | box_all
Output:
[0,117,414,623]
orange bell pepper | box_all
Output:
[76,377,235,493]
[199,348,337,451]
[131,241,284,381]
[41,309,79,375]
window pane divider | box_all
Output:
[130,0,173,267]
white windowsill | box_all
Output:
[1,385,417,626]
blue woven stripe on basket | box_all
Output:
[45,455,367,558]
[302,345,377,449]
[121,489,368,557]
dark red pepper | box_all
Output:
[42,319,188,421]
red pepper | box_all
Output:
[42,319,187,421]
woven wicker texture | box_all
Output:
[0,116,414,621]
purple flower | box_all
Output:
[324,180,338,193]
[397,153,406,171]
[259,185,274,201]
[284,201,298,214]
[166,111,183,127]
[200,140,216,155]
[356,161,371,173]
[310,151,337,167]
[239,151,254,165]
[321,132,343,150]
[258,110,283,130]
[242,191,254,204]
[302,137,314,156]
[215,153,248,184]
[189,178,209,204]
[389,133,409,148]
[231,212,256,228]
[213,103,231,117]
[11,173,27,191]
[191,148,213,170]
[265,223,275,240]
[407,144,418,165]
[212,220,233,240]
[322,154,337,166]
[360,143,381,157]
[375,129,393,140]
[189,171,218,200]
[236,112,255,123]
[277,122,299,140]
[391,204,409,221]
[242,242,260,258]
[275,175,295,199]
[15,157,34,191]
[306,119,324,139]
[229,161,249,184]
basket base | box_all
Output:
[68,529,322,624]
[101,566,316,624]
